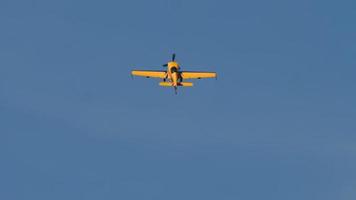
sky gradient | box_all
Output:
[1,0,356,199]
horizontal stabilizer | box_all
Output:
[159,82,173,87]
[159,82,193,87]
[178,82,193,87]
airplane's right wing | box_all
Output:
[131,70,166,79]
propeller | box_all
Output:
[162,53,176,67]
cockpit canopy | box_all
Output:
[170,67,178,73]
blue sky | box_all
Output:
[1,0,356,199]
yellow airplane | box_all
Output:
[131,53,217,94]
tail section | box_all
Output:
[159,82,193,94]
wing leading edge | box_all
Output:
[131,70,166,78]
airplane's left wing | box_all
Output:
[131,70,166,79]
[181,71,217,79]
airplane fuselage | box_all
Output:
[166,61,181,87]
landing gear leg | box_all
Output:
[174,86,177,95]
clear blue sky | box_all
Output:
[1,0,356,199]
